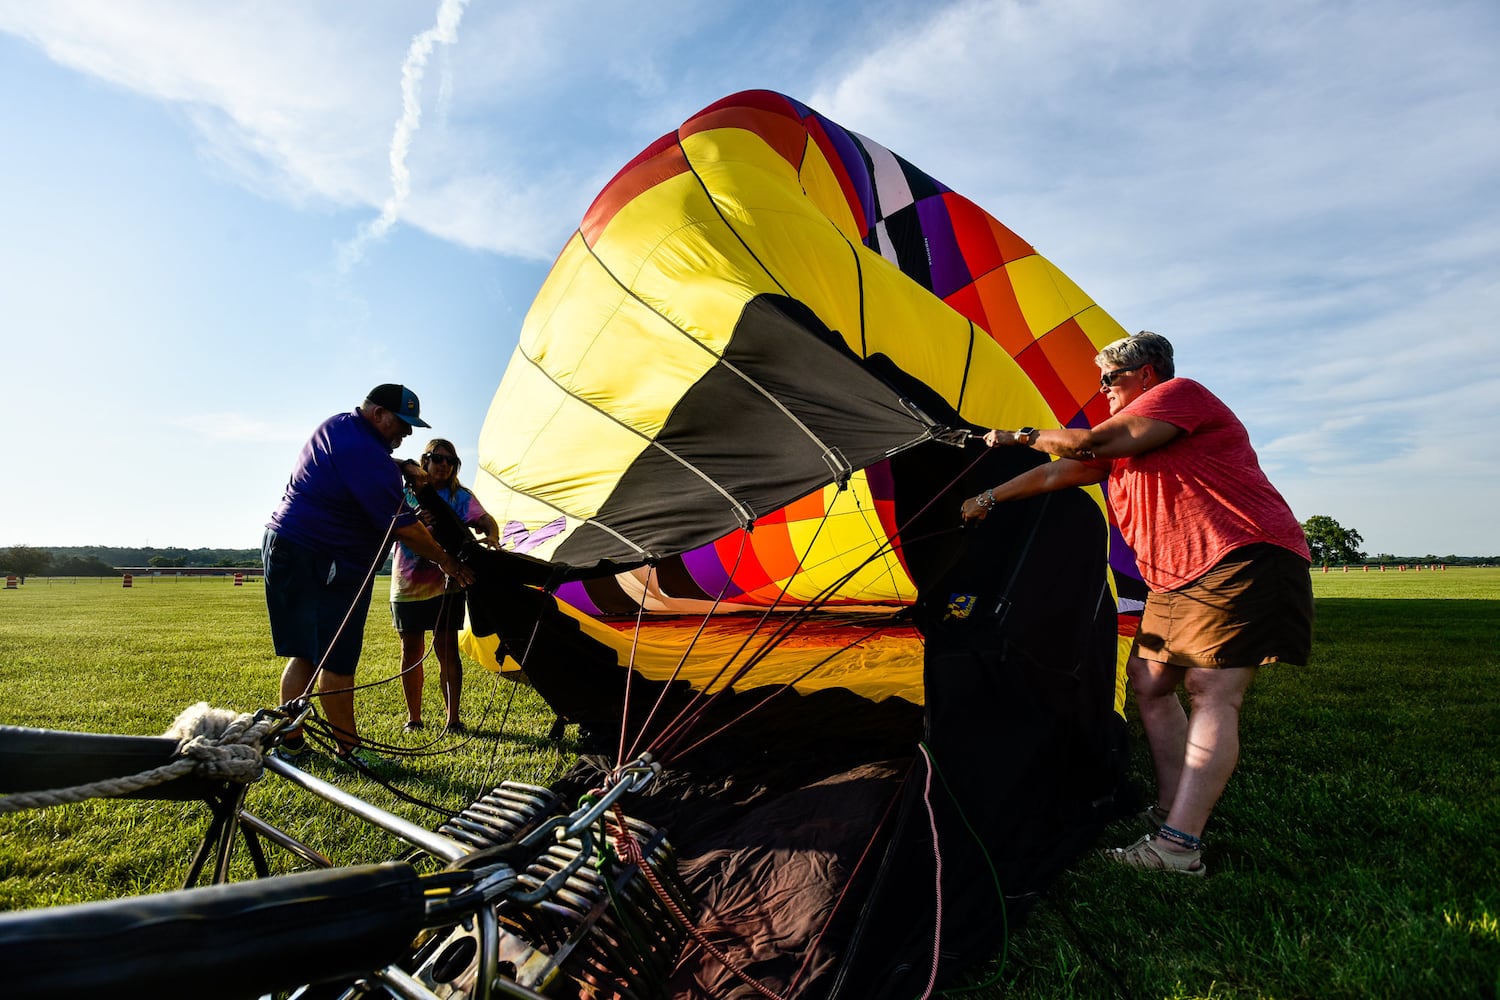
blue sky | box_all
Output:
[2,0,1496,557]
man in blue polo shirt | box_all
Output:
[263,383,474,766]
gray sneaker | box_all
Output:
[268,737,313,764]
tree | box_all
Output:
[1301,515,1366,565]
[0,545,53,582]
[51,555,116,577]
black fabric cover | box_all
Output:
[0,862,425,999]
[827,452,1128,997]
[649,443,1123,999]
[0,725,223,802]
[665,761,908,999]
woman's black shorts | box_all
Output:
[391,592,467,634]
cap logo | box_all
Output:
[366,383,430,427]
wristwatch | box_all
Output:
[1017,427,1039,446]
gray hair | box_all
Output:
[1097,330,1175,380]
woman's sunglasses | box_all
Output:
[1099,366,1142,388]
[422,453,457,465]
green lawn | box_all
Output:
[0,575,571,910]
[1,569,1497,998]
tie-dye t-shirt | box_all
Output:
[389,486,489,603]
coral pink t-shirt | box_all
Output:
[1104,378,1310,591]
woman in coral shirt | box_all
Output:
[961,331,1312,876]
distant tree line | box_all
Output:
[1359,554,1497,566]
[0,545,263,578]
[1,532,1494,582]
[1297,516,1495,566]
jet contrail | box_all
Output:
[338,0,471,272]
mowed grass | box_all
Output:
[2,569,1498,998]
[990,568,1500,1000]
[0,576,572,910]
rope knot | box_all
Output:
[178,736,265,782]
[164,702,277,784]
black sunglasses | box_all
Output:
[1099,366,1143,388]
[422,453,457,465]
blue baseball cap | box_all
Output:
[366,383,431,427]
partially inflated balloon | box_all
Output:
[465,89,1140,706]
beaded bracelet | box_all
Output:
[1157,824,1203,850]
[975,489,996,509]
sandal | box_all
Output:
[1104,834,1207,876]
[402,720,425,733]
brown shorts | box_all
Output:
[1134,543,1313,668]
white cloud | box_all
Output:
[0,1,951,259]
[0,3,397,198]
[337,0,472,272]
[802,0,1500,553]
[4,0,1496,553]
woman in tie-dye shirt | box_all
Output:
[390,438,499,734]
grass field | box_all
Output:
[1,569,1497,998]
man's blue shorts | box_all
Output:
[262,528,373,676]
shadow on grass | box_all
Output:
[947,597,1500,1000]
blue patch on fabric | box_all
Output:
[945,593,977,620]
